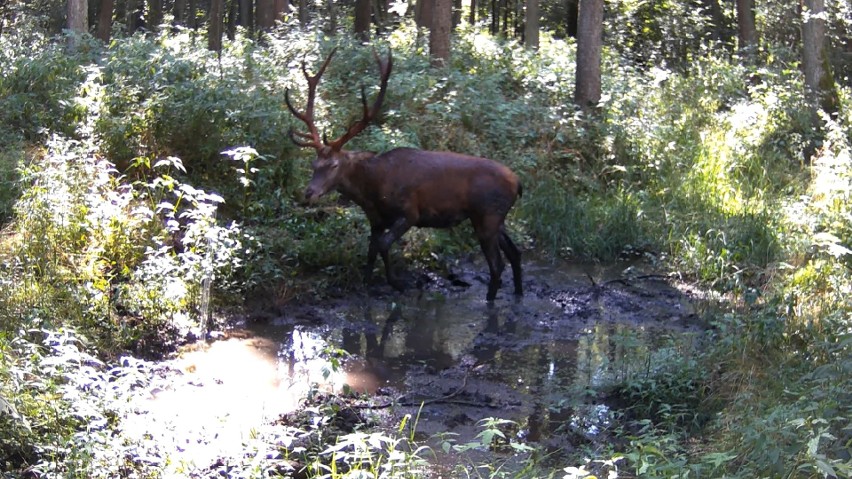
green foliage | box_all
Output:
[0,35,88,142]
[0,8,851,478]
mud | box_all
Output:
[124,257,708,475]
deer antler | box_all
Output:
[285,48,337,149]
[325,48,393,151]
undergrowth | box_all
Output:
[0,16,850,479]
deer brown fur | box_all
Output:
[287,48,523,301]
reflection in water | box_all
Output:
[130,261,696,471]
[123,327,347,471]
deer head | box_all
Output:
[285,48,393,202]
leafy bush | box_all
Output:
[0,44,87,142]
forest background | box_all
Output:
[0,0,850,476]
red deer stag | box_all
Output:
[286,48,523,301]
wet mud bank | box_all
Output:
[256,259,705,456]
[126,258,710,474]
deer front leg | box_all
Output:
[376,217,412,291]
[365,224,384,284]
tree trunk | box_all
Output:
[272,0,287,23]
[148,0,164,31]
[187,0,197,29]
[501,0,508,35]
[325,0,335,32]
[67,0,88,35]
[565,0,578,37]
[452,0,460,27]
[227,0,237,39]
[238,0,252,30]
[524,0,538,49]
[430,0,451,67]
[95,0,113,41]
[575,0,602,110]
[468,0,475,25]
[209,0,223,50]
[354,0,371,41]
[736,0,757,54]
[801,0,839,114]
[256,0,274,31]
[299,0,308,30]
[174,0,187,26]
[416,0,433,30]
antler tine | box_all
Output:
[284,48,338,150]
[326,48,393,151]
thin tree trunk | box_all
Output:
[238,0,252,30]
[95,0,114,41]
[801,0,839,114]
[209,0,223,50]
[416,0,433,30]
[67,0,88,49]
[736,0,757,54]
[256,0,274,31]
[468,0,475,24]
[565,0,578,37]
[354,0,371,41]
[148,0,164,31]
[325,0,335,32]
[430,0,451,67]
[226,0,237,39]
[524,0,538,49]
[187,0,198,29]
[174,0,187,26]
[299,0,310,30]
[575,0,602,110]
[452,0,460,27]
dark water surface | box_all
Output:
[126,259,704,472]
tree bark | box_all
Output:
[325,0,336,32]
[801,0,839,114]
[95,0,113,41]
[430,0,451,67]
[416,0,433,30]
[524,0,539,49]
[354,0,371,41]
[297,0,307,27]
[237,0,252,30]
[187,0,197,29]
[148,0,164,30]
[174,0,187,26]
[209,0,224,50]
[67,0,88,35]
[227,0,237,39]
[736,0,757,54]
[565,0,578,37]
[575,0,602,110]
[256,0,274,31]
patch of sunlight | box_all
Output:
[122,328,347,473]
[725,100,768,156]
[687,127,745,214]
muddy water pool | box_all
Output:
[124,259,706,472]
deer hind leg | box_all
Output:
[475,216,506,301]
[479,234,503,301]
[498,227,523,296]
